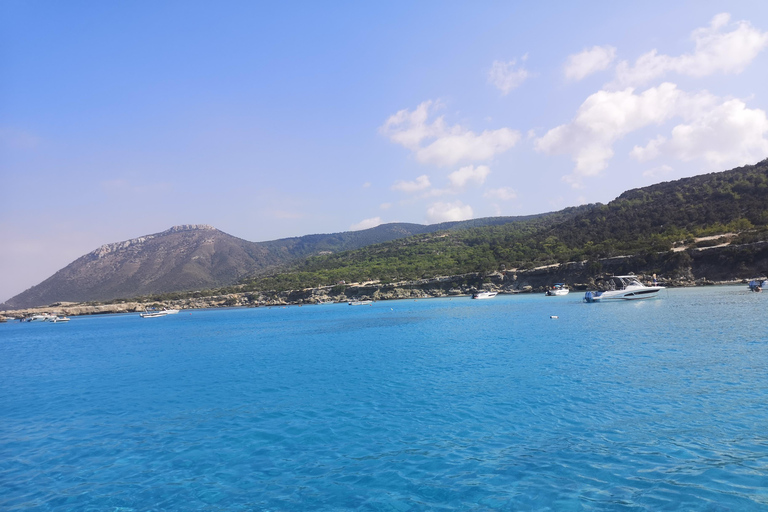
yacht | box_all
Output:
[545,284,569,296]
[472,291,498,299]
[349,300,373,305]
[584,275,664,302]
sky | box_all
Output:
[2,1,768,302]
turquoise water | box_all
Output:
[1,286,767,510]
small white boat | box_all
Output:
[545,284,569,296]
[349,300,373,305]
[27,313,57,322]
[50,316,70,323]
[163,308,180,314]
[140,310,168,318]
[472,291,498,299]
[584,275,664,303]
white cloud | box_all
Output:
[417,129,520,167]
[633,98,768,168]
[392,175,431,193]
[538,79,768,185]
[426,201,473,223]
[488,58,530,95]
[613,13,768,87]
[448,165,490,188]
[350,217,382,231]
[535,83,686,180]
[630,135,667,161]
[380,101,520,167]
[379,202,392,210]
[484,187,518,201]
[379,100,446,151]
[564,45,617,81]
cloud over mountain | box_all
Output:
[380,101,520,167]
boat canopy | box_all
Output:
[600,276,644,290]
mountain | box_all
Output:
[2,216,544,309]
[6,160,767,309]
[242,160,768,291]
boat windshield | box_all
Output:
[606,276,644,289]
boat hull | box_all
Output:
[472,292,498,299]
[585,287,663,302]
[140,312,168,318]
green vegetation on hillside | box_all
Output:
[239,160,768,292]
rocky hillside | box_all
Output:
[2,225,266,308]
[2,216,542,309]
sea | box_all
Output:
[1,286,767,511]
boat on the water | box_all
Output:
[50,316,70,323]
[545,284,569,296]
[163,308,180,314]
[748,279,766,292]
[26,313,57,322]
[349,300,373,306]
[140,310,168,318]
[472,291,498,299]
[584,275,664,303]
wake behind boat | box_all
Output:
[584,275,664,303]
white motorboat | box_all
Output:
[545,284,569,296]
[584,275,664,302]
[27,313,57,322]
[50,316,70,323]
[472,291,498,299]
[163,308,180,314]
[140,310,168,318]
[349,300,373,305]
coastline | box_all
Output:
[0,272,751,321]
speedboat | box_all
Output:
[163,308,180,314]
[545,284,569,296]
[27,313,57,322]
[50,316,70,323]
[472,291,498,299]
[349,300,372,305]
[584,275,664,303]
[140,310,168,318]
[748,279,766,292]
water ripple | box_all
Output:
[1,288,768,509]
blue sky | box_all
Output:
[2,1,768,302]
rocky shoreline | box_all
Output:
[1,260,753,321]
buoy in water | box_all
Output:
[550,315,558,319]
